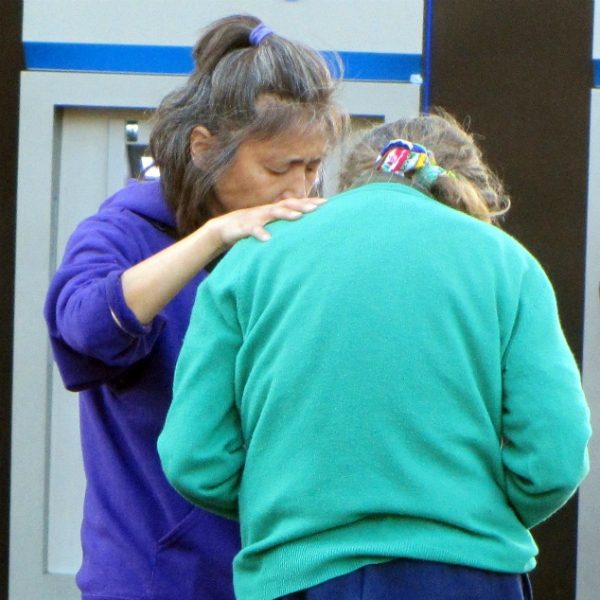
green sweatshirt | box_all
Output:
[158,183,591,600]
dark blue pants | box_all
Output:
[279,558,533,600]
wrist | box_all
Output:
[200,217,231,256]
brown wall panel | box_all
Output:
[428,2,593,599]
[0,0,24,596]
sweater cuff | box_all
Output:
[105,269,164,337]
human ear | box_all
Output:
[190,126,214,168]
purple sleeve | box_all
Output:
[45,211,167,391]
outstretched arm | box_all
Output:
[121,197,325,324]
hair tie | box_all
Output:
[413,164,448,189]
[250,24,274,46]
[375,139,450,190]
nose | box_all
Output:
[280,168,309,200]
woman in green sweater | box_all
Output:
[158,112,591,600]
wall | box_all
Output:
[22,0,423,53]
[428,2,594,599]
[579,1,600,598]
[11,2,425,599]
[6,0,597,599]
[21,0,423,81]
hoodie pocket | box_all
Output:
[150,506,240,600]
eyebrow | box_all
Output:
[283,157,323,166]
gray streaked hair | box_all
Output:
[338,110,510,224]
[149,14,346,236]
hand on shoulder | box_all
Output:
[207,197,327,247]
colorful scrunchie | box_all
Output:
[374,139,451,190]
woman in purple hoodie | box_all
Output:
[44,14,345,600]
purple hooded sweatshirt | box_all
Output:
[44,180,240,600]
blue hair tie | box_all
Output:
[250,24,274,46]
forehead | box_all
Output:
[243,126,329,161]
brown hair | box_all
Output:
[149,14,345,236]
[338,110,510,224]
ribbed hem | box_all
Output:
[233,517,536,600]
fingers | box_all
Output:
[243,206,305,243]
[214,197,327,246]
[265,205,304,222]
[249,225,272,242]
[276,197,327,213]
[264,197,327,222]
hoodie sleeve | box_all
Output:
[158,261,244,521]
[44,208,167,391]
[501,257,591,529]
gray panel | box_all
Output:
[577,89,600,600]
[10,71,188,600]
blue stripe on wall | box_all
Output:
[23,41,422,83]
[595,59,600,87]
[324,51,421,82]
[24,42,193,76]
